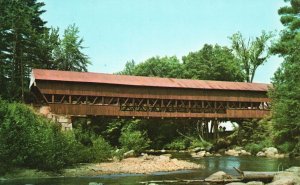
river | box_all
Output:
[2,153,300,185]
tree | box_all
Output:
[0,0,47,101]
[53,24,90,72]
[182,44,245,81]
[135,56,183,78]
[270,0,300,154]
[34,28,60,70]
[124,56,184,78]
[117,60,136,75]
[229,31,273,82]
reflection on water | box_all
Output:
[1,154,300,185]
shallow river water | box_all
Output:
[2,153,300,185]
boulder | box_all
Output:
[89,182,103,185]
[256,151,266,157]
[225,149,240,156]
[205,171,232,182]
[268,178,300,185]
[286,166,300,174]
[246,181,264,185]
[263,147,278,158]
[204,152,213,157]
[274,154,285,158]
[269,171,300,185]
[226,181,264,185]
[191,151,206,158]
[123,150,135,158]
[240,150,251,156]
[191,147,203,153]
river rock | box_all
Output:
[123,150,135,158]
[256,151,266,157]
[225,149,240,156]
[158,155,170,162]
[240,150,251,156]
[226,181,264,185]
[204,152,213,157]
[205,171,232,181]
[263,147,278,157]
[274,154,285,158]
[191,147,203,152]
[268,170,300,185]
[191,151,206,158]
[286,166,300,173]
[247,181,264,185]
[89,182,103,185]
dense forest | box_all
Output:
[0,0,299,173]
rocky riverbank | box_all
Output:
[205,166,300,185]
[190,146,288,158]
[0,154,202,180]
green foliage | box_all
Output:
[190,139,212,149]
[228,118,274,150]
[229,31,273,82]
[119,56,184,78]
[0,1,91,102]
[119,121,151,153]
[53,24,91,72]
[165,138,190,150]
[182,44,244,81]
[277,141,295,153]
[0,100,114,173]
[90,136,112,162]
[244,143,265,154]
[269,0,300,153]
[165,137,211,150]
[0,0,47,101]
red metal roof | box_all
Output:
[31,69,270,92]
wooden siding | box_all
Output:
[49,104,270,119]
[32,80,271,119]
[36,81,269,102]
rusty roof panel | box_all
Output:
[32,69,270,92]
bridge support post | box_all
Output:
[213,120,219,141]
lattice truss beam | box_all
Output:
[40,94,270,114]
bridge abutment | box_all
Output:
[38,106,73,131]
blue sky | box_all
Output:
[41,0,286,83]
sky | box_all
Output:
[40,0,286,83]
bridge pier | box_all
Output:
[38,106,73,131]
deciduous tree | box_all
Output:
[229,31,273,82]
[182,44,244,81]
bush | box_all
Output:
[245,143,264,154]
[165,138,189,150]
[278,141,295,153]
[119,128,150,153]
[190,139,212,149]
[0,100,86,172]
[90,136,112,162]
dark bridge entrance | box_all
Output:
[30,69,271,122]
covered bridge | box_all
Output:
[30,69,271,121]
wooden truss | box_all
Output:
[41,94,271,114]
